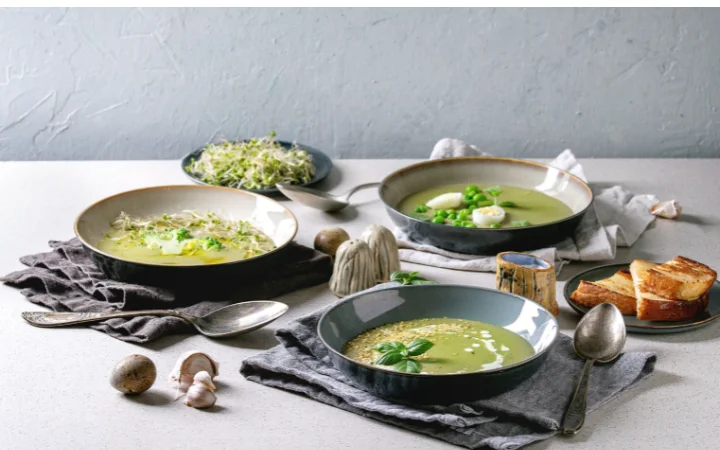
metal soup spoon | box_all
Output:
[21,301,289,338]
[275,182,380,212]
[561,303,627,435]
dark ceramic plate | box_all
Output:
[181,140,333,195]
[317,284,559,404]
[564,263,720,334]
[379,157,593,255]
[74,185,298,288]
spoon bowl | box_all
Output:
[562,303,626,435]
[21,300,290,339]
[276,182,379,212]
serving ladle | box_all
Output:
[275,182,380,212]
[21,301,289,338]
[561,302,627,435]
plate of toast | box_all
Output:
[565,256,719,333]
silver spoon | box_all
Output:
[275,182,380,212]
[21,301,289,338]
[561,303,626,435]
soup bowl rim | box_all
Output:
[73,184,299,268]
[378,156,594,231]
[317,283,560,378]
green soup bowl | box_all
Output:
[318,284,559,404]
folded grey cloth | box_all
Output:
[1,238,332,343]
[241,283,657,450]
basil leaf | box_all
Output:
[406,338,434,356]
[374,341,406,353]
[394,358,422,374]
[375,350,404,366]
[410,280,438,285]
[390,272,406,282]
[498,201,516,207]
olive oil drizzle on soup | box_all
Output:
[398,184,572,229]
[343,318,535,374]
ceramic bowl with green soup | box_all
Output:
[379,157,593,254]
[317,284,559,404]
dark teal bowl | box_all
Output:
[317,284,558,404]
[379,157,593,255]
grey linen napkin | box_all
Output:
[1,238,332,344]
[394,139,660,273]
[241,283,657,450]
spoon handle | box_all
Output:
[21,310,181,328]
[562,358,594,435]
[343,182,380,201]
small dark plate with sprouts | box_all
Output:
[181,133,333,195]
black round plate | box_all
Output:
[564,262,720,334]
[181,140,333,195]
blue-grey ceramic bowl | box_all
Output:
[181,140,333,196]
[379,157,593,255]
[318,284,559,404]
[74,185,298,288]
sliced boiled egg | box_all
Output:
[472,205,506,227]
[426,192,463,210]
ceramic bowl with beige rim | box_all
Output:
[74,185,298,288]
[379,157,593,255]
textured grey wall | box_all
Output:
[1,7,719,161]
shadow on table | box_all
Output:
[123,390,174,406]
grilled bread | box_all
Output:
[630,259,710,321]
[641,256,717,301]
[570,270,637,315]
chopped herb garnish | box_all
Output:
[511,220,531,227]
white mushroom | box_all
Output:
[184,370,217,409]
[169,351,219,396]
[650,200,682,219]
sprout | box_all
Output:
[107,210,275,257]
[187,133,315,189]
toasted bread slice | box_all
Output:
[630,260,709,321]
[642,256,717,301]
[570,270,637,315]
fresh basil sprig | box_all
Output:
[373,338,434,374]
[390,271,438,286]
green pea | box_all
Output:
[436,210,449,218]
[463,193,475,202]
[465,184,479,193]
[472,193,488,203]
[459,209,471,215]
[458,211,468,220]
[432,217,446,224]
[464,223,475,228]
[414,205,429,213]
[490,223,502,229]
[467,203,477,210]
[447,212,457,220]
[452,220,463,226]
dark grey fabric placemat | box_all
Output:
[241,283,657,450]
[1,238,332,343]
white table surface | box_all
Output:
[1,159,719,450]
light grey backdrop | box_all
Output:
[1,7,719,161]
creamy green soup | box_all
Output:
[397,183,572,229]
[343,318,535,375]
[96,211,276,266]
